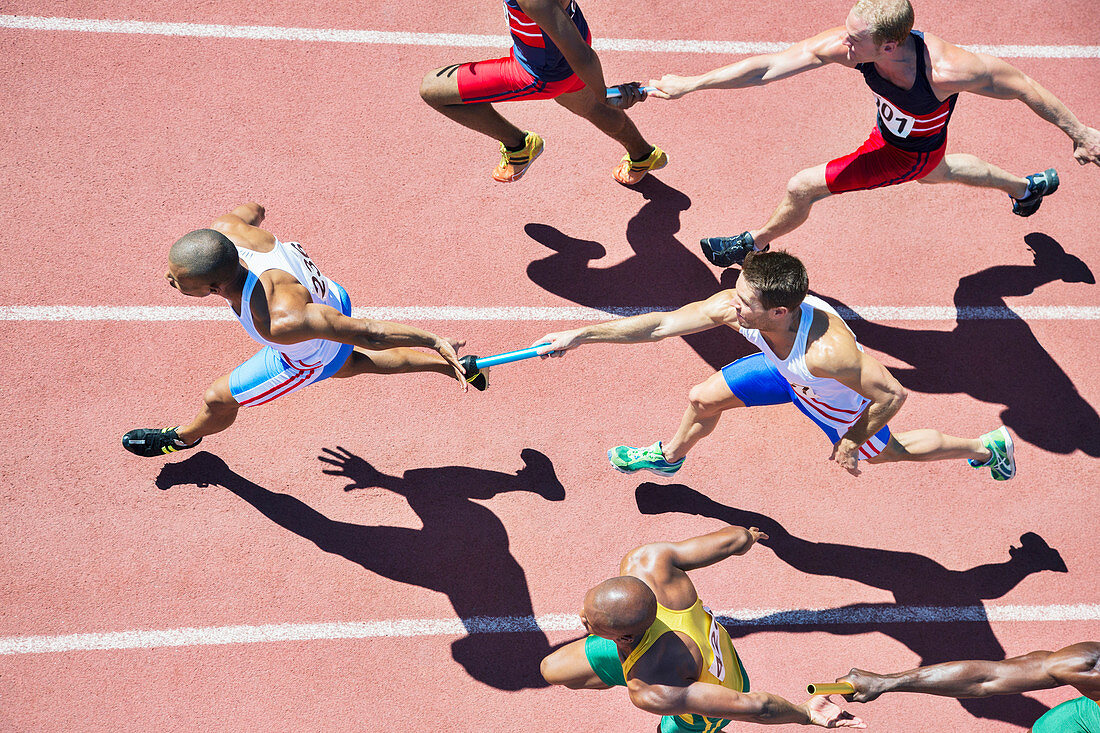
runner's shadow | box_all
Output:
[635,482,1069,728]
[817,233,1098,455]
[525,176,750,370]
[156,448,566,691]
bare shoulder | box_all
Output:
[212,218,277,253]
[701,288,739,324]
[923,31,987,88]
[804,309,858,373]
[1047,642,1100,694]
[810,26,859,66]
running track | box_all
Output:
[1,1,1098,731]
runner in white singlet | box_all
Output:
[534,249,1015,480]
[122,202,484,458]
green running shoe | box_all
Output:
[967,426,1015,481]
[607,442,684,476]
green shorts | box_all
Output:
[584,635,750,733]
[1031,697,1100,733]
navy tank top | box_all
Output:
[856,31,957,152]
[504,0,590,82]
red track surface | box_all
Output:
[2,1,1098,731]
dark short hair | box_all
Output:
[740,250,808,311]
[169,229,239,283]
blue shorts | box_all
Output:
[721,353,892,459]
[229,282,354,408]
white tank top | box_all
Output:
[231,238,344,369]
[739,295,871,424]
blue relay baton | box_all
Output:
[606,85,658,99]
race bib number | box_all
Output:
[704,607,726,682]
[286,242,328,300]
[873,94,915,138]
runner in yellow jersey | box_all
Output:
[540,524,865,730]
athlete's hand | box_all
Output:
[803,696,867,728]
[1072,126,1100,166]
[837,669,891,704]
[734,526,770,554]
[532,329,585,358]
[829,439,862,476]
[607,82,647,109]
[435,336,468,391]
[647,74,694,100]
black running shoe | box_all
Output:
[1011,168,1059,217]
[700,232,766,267]
[458,355,489,391]
[122,427,201,457]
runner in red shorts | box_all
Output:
[419,0,667,185]
[646,0,1100,266]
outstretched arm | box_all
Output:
[620,526,768,610]
[532,289,738,356]
[838,642,1100,702]
[648,29,851,99]
[630,683,865,728]
[934,43,1100,165]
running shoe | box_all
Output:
[458,355,489,391]
[1011,168,1058,217]
[608,442,684,476]
[613,146,668,185]
[967,426,1015,480]
[122,427,201,457]
[492,131,544,182]
[700,233,767,268]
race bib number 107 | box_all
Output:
[874,94,915,138]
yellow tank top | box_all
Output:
[621,599,747,728]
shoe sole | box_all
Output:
[494,144,544,183]
[613,157,668,186]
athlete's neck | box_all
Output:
[758,306,802,357]
[872,34,917,81]
[221,264,249,311]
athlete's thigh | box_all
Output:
[204,372,238,408]
[541,637,613,689]
[553,85,600,116]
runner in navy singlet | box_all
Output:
[645,0,1100,267]
[418,0,667,185]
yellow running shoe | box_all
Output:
[613,145,668,185]
[492,131,544,182]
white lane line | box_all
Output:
[4,604,1097,655]
[3,15,1099,58]
[1,305,1098,322]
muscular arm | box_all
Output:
[933,40,1100,164]
[630,682,864,728]
[533,290,737,355]
[650,29,852,99]
[808,327,906,453]
[840,643,1100,702]
[212,202,274,249]
[519,0,606,99]
[620,526,766,611]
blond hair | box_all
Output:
[852,0,914,45]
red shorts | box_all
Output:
[456,52,586,103]
[825,126,946,194]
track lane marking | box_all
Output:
[2,15,1099,58]
[1,305,1098,322]
[4,604,1098,655]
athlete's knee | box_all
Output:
[786,168,829,200]
[202,384,238,414]
[687,380,737,415]
[539,650,579,688]
[419,67,459,107]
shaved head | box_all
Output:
[583,576,658,638]
[169,229,239,284]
